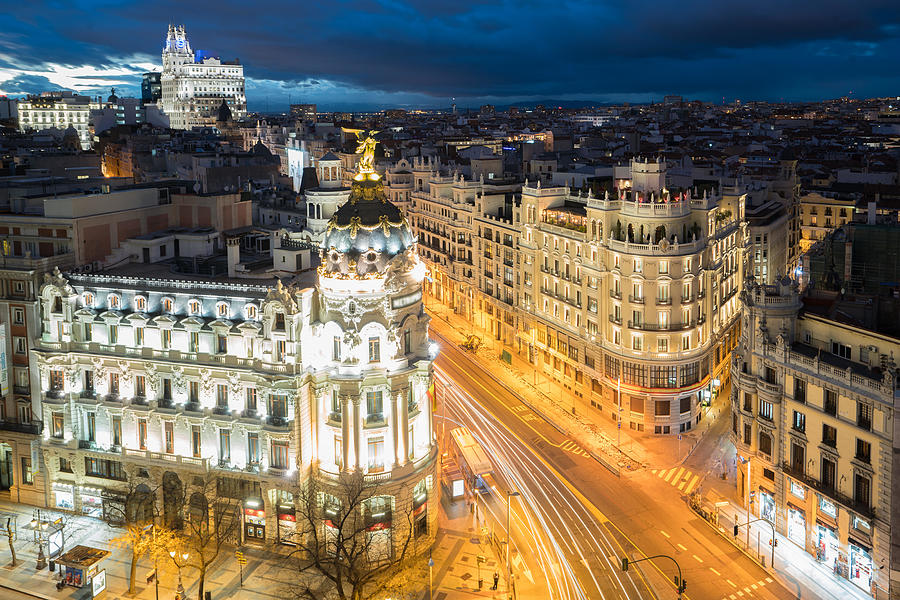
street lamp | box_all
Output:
[428,556,435,600]
[169,550,189,600]
[506,490,520,600]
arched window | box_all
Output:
[83,292,94,307]
[162,297,174,313]
[245,304,258,320]
[216,302,229,318]
[134,296,147,311]
[108,294,120,309]
[188,299,201,315]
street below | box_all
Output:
[434,326,798,600]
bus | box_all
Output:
[449,426,494,497]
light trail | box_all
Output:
[436,368,653,600]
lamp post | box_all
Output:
[506,491,520,600]
[616,377,622,449]
[428,556,434,600]
[169,550,189,600]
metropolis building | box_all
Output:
[33,143,438,553]
[160,25,247,130]
[401,158,743,435]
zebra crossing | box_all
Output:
[720,576,774,599]
[650,466,700,495]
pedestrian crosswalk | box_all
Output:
[719,576,774,599]
[650,466,700,495]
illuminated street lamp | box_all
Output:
[169,550,189,600]
[506,490,520,599]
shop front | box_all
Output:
[849,542,873,593]
[277,504,296,545]
[759,489,776,524]
[79,487,103,518]
[243,498,266,543]
[787,505,806,548]
[56,545,109,589]
[52,483,75,510]
[816,522,840,572]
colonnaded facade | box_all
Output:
[33,149,438,555]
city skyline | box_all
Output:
[2,1,900,110]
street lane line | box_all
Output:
[727,579,737,588]
[676,543,688,551]
[751,583,758,589]
[765,577,773,583]
[660,530,670,538]
[692,554,703,563]
[709,567,721,576]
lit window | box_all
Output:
[368,337,380,363]
[108,294,120,309]
[217,302,229,317]
[162,297,174,312]
[134,296,146,311]
[246,304,258,319]
[83,292,94,307]
[189,300,201,315]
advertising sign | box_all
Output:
[92,569,106,597]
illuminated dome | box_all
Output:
[321,175,414,278]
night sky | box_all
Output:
[2,0,900,110]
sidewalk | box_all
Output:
[425,296,715,473]
[695,460,873,600]
[431,489,511,600]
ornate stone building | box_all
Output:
[401,157,743,435]
[731,278,899,598]
[33,146,437,554]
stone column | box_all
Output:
[400,385,410,464]
[352,396,362,471]
[340,395,350,472]
[391,390,400,467]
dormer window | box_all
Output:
[108,294,120,309]
[162,297,174,312]
[216,302,229,318]
[83,292,94,307]
[134,296,147,312]
[188,300,201,315]
[52,297,63,313]
[246,304,258,320]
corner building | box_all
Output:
[34,167,437,554]
[732,279,899,598]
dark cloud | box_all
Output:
[2,0,900,109]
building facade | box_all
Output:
[402,157,743,435]
[731,279,898,598]
[17,93,100,150]
[160,25,246,130]
[32,162,437,552]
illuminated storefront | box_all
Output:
[850,543,873,592]
[787,505,806,547]
[243,498,266,543]
[53,483,74,510]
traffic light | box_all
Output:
[733,524,739,536]
[679,579,687,593]
[621,557,629,572]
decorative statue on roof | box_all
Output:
[354,130,381,179]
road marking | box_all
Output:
[692,554,703,563]
[765,577,773,583]
[751,583,758,590]
[683,474,700,494]
[560,440,590,457]
[743,587,751,593]
[676,543,688,551]
[726,579,737,588]
[660,530,670,539]
[736,592,744,598]
[729,595,736,600]
[709,567,721,576]
[666,467,683,483]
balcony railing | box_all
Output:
[781,461,874,519]
[0,420,42,435]
[628,295,644,304]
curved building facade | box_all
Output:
[34,157,437,556]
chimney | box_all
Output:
[867,194,877,225]
[226,235,240,278]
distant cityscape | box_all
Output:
[1,17,900,600]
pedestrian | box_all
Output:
[492,571,499,590]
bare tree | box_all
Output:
[5,517,17,567]
[109,482,177,595]
[285,470,426,600]
[169,473,242,600]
